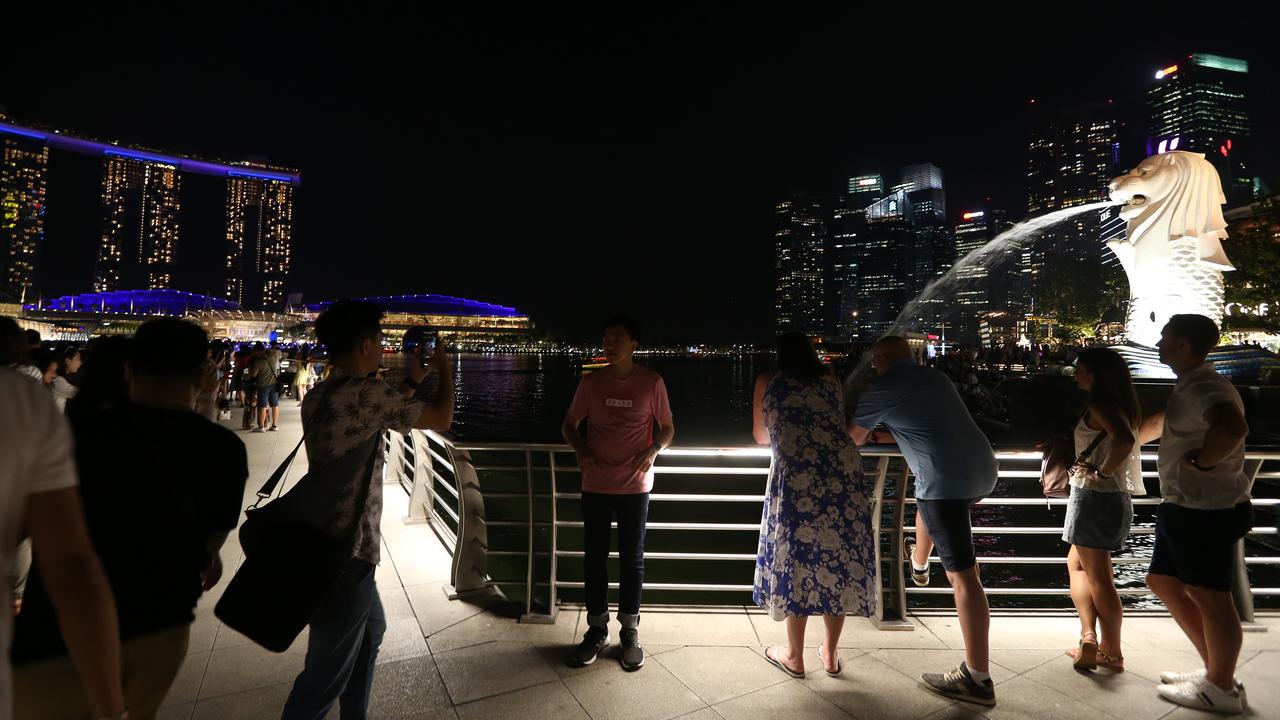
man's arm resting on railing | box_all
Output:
[1188,401,1249,468]
[850,425,897,446]
[27,487,126,719]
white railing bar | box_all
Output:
[555,581,754,591]
[554,551,759,561]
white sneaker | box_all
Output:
[1157,677,1244,714]
[1158,670,1247,706]
[1159,668,1206,684]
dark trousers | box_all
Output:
[582,491,649,626]
[282,559,386,720]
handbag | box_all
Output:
[215,428,380,652]
[1040,430,1106,500]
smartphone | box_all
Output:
[402,325,438,355]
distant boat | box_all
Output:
[581,356,609,371]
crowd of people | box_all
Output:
[0,309,1259,717]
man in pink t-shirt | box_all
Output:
[562,317,674,671]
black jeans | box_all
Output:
[582,491,649,625]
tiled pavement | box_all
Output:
[158,405,1278,719]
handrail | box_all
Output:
[389,431,1280,628]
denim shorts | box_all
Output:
[915,497,983,572]
[1062,486,1132,552]
[257,385,280,407]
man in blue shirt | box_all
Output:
[852,336,997,707]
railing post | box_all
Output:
[385,429,405,491]
[444,442,491,599]
[403,430,432,524]
[872,455,913,630]
[1236,457,1265,632]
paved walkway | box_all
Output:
[158,404,1278,719]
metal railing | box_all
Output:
[387,431,1280,628]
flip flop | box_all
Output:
[817,644,842,677]
[764,646,805,678]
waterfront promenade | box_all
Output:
[157,404,1279,720]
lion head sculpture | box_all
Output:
[1108,151,1232,271]
[1105,151,1233,349]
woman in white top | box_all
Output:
[1064,347,1145,672]
[49,347,82,413]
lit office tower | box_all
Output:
[1,133,48,302]
[226,174,295,310]
[774,196,826,335]
[1024,102,1123,308]
[829,175,882,340]
[951,209,1014,344]
[95,157,181,292]
[1148,53,1252,203]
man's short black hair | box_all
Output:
[1165,314,1220,357]
[23,329,40,347]
[315,300,384,358]
[602,315,642,343]
[0,317,21,365]
[133,318,209,380]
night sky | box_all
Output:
[3,10,1277,343]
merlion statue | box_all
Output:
[1107,151,1232,348]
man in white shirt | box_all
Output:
[1140,314,1252,714]
[0,318,125,720]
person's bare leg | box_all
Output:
[776,616,807,673]
[1076,547,1122,657]
[1067,546,1098,639]
[272,405,280,427]
[1147,573,1208,663]
[1186,586,1242,691]
[949,567,990,673]
[913,510,934,567]
[820,614,845,671]
[258,406,268,429]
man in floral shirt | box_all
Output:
[283,300,454,720]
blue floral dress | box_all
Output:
[754,373,878,620]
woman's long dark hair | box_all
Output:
[774,332,828,382]
[1076,347,1140,428]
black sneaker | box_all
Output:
[619,628,644,671]
[568,627,609,667]
[920,662,996,706]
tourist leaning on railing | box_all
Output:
[851,335,998,707]
[752,332,876,680]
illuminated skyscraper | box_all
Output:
[1,132,48,302]
[226,172,295,310]
[1148,53,1252,203]
[829,175,883,340]
[774,196,826,335]
[95,156,181,292]
[952,209,1014,344]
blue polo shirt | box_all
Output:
[853,359,997,500]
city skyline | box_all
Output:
[2,13,1277,343]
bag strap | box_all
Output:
[1076,430,1107,463]
[251,437,305,508]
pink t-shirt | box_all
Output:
[567,365,673,494]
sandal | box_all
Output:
[764,646,805,678]
[1066,632,1098,670]
[1097,650,1125,672]
[816,644,842,677]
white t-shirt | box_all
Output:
[1157,363,1250,510]
[1,368,78,720]
[50,375,79,413]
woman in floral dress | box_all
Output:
[752,333,877,678]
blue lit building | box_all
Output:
[300,294,535,347]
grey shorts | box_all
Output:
[1062,486,1133,552]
